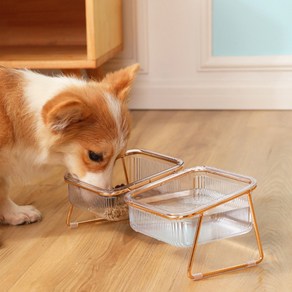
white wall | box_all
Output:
[105,0,292,110]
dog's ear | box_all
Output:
[101,63,140,102]
[42,94,89,133]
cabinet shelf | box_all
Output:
[0,45,122,69]
[0,0,122,69]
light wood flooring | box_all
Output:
[1,110,292,291]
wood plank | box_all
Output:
[0,0,86,47]
[86,0,123,60]
[0,110,291,291]
[0,44,122,69]
[0,46,95,69]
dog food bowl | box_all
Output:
[64,149,183,227]
[125,166,264,280]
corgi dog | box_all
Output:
[0,64,139,225]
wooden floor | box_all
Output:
[1,110,292,291]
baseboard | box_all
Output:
[129,84,292,110]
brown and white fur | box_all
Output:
[0,64,139,225]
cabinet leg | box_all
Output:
[86,66,104,81]
[60,67,105,81]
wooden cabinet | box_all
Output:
[0,0,122,70]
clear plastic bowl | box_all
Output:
[125,166,257,246]
[65,149,183,221]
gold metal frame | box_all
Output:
[64,149,184,228]
[187,191,263,280]
[66,204,109,228]
[125,166,264,280]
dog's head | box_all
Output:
[42,64,139,188]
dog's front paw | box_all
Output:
[0,202,42,225]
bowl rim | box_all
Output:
[64,148,184,197]
[124,166,257,219]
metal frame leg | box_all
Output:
[66,204,108,228]
[187,193,264,280]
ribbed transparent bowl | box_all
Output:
[65,149,183,221]
[125,166,257,246]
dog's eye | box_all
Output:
[88,151,104,162]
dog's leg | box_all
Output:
[0,179,42,225]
